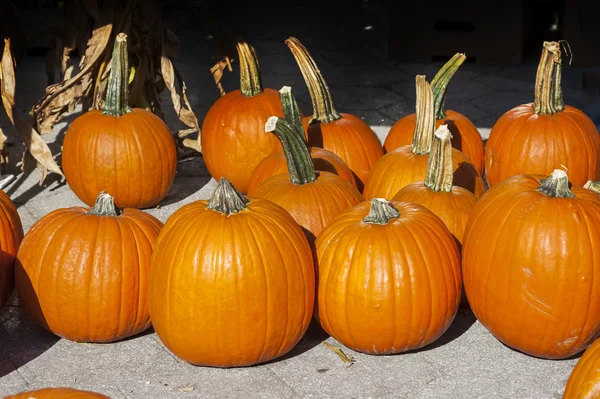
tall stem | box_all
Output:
[411,75,435,155]
[87,192,121,216]
[237,41,263,97]
[279,86,304,140]
[207,178,250,215]
[285,37,341,124]
[533,41,564,115]
[424,125,454,192]
[430,53,466,119]
[102,33,132,116]
[363,198,400,225]
[537,169,575,198]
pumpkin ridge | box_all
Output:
[131,111,166,205]
[559,111,598,179]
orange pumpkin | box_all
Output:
[3,387,110,399]
[384,53,484,175]
[316,198,461,354]
[485,41,600,187]
[393,125,478,249]
[363,76,484,200]
[201,41,290,193]
[286,37,383,191]
[563,337,600,398]
[463,169,600,359]
[62,33,177,209]
[248,87,364,245]
[0,189,23,309]
[15,192,162,343]
[148,178,314,367]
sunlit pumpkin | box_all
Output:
[563,337,600,398]
[3,387,110,399]
[0,189,23,310]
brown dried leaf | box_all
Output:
[321,341,355,368]
[1,39,63,184]
[0,127,8,164]
[210,56,233,96]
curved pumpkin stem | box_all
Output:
[584,180,600,195]
[279,86,304,140]
[538,169,575,198]
[533,41,564,115]
[208,178,250,215]
[237,41,263,97]
[363,198,400,225]
[411,75,435,155]
[424,125,454,192]
[285,37,341,124]
[103,33,132,117]
[430,53,466,119]
[88,191,121,216]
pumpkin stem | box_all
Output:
[207,178,250,215]
[430,53,466,119]
[285,37,341,124]
[533,41,564,115]
[424,125,454,192]
[87,191,121,216]
[237,41,263,97]
[279,86,304,140]
[411,75,435,155]
[537,169,575,198]
[363,198,400,225]
[584,181,600,195]
[102,33,132,117]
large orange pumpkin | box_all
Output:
[316,198,461,354]
[286,37,383,191]
[62,33,177,209]
[363,76,484,200]
[383,53,484,175]
[201,41,289,193]
[15,192,162,343]
[3,387,110,399]
[463,169,600,359]
[0,189,23,309]
[148,178,315,367]
[485,41,600,187]
[563,337,600,398]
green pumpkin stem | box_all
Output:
[363,198,400,225]
[424,125,454,192]
[279,86,304,140]
[411,75,435,155]
[285,37,341,124]
[533,41,564,115]
[207,178,250,215]
[430,53,466,119]
[537,169,575,198]
[584,181,600,195]
[87,192,121,216]
[102,33,132,116]
[237,41,263,97]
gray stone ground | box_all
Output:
[1,2,600,398]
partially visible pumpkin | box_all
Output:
[563,337,600,398]
[363,75,484,200]
[15,192,162,343]
[62,33,177,209]
[286,37,383,191]
[148,178,315,367]
[485,41,600,187]
[316,198,461,354]
[383,53,484,175]
[0,189,23,310]
[3,387,110,399]
[463,169,600,359]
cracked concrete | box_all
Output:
[1,0,600,397]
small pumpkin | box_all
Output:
[463,169,600,359]
[3,387,110,399]
[563,337,600,398]
[393,124,478,249]
[15,192,162,343]
[148,178,314,367]
[0,189,24,309]
[363,75,484,200]
[62,33,177,209]
[383,53,485,174]
[485,41,600,187]
[286,37,383,191]
[316,198,461,354]
[201,41,289,193]
[248,86,364,245]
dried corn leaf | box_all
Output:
[0,127,8,164]
[210,56,233,97]
[322,341,355,367]
[1,39,63,184]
